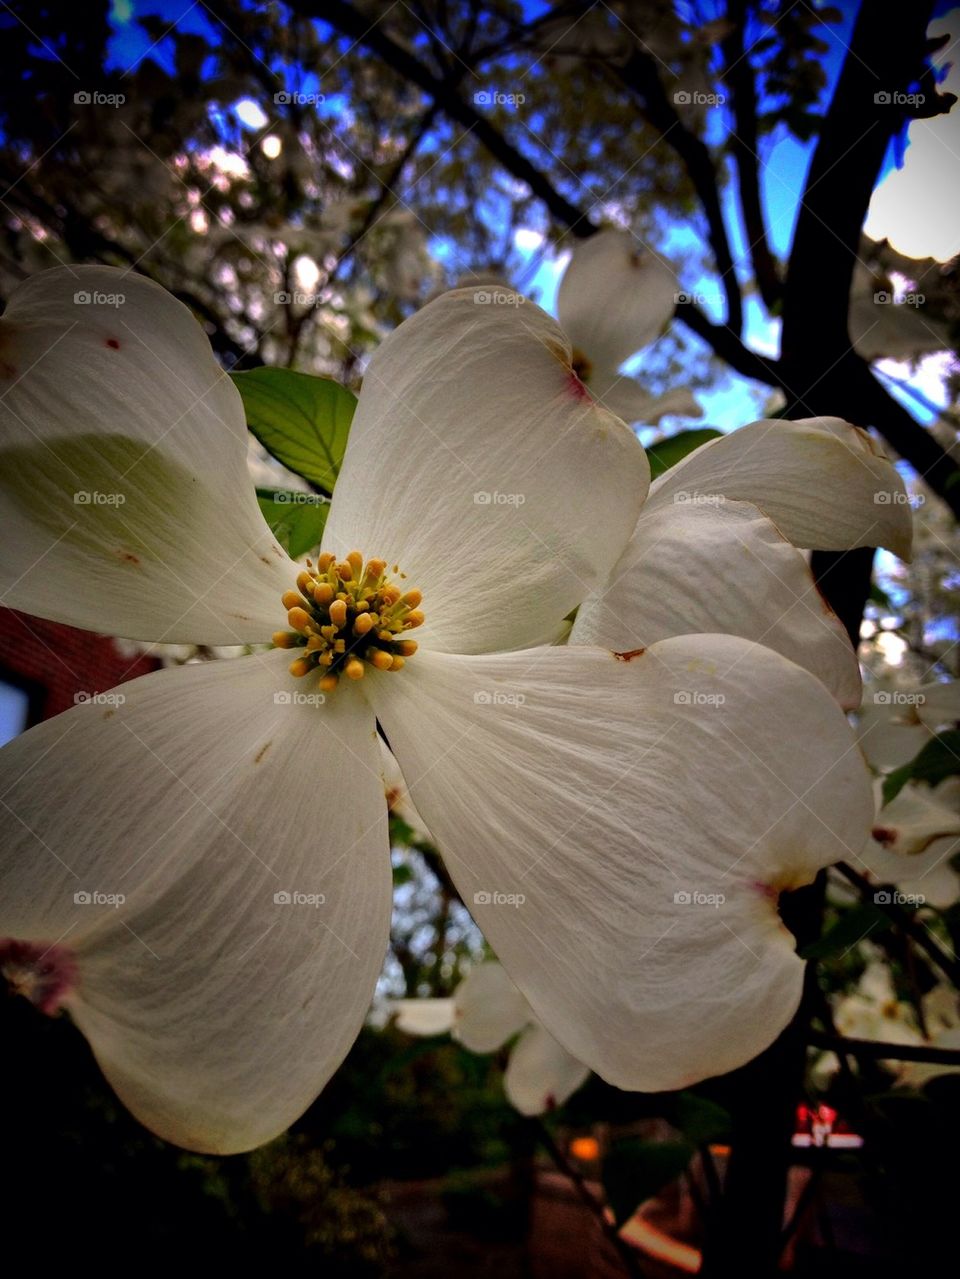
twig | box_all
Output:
[808,1029,960,1066]
[836,862,960,988]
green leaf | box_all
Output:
[882,730,960,805]
[645,428,722,479]
[800,903,892,960]
[256,488,330,558]
[602,1139,693,1226]
[233,367,356,492]
[674,1092,731,1146]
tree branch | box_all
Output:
[836,862,960,989]
[782,0,953,363]
[674,300,780,384]
[809,1030,960,1066]
[721,0,781,311]
[616,49,743,334]
[305,0,595,235]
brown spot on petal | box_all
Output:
[105,338,121,350]
[254,742,272,765]
[102,708,116,719]
[117,550,141,566]
[872,825,897,846]
[613,648,646,662]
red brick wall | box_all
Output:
[0,607,160,723]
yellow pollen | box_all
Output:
[273,552,424,695]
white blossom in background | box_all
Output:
[395,961,590,1115]
[815,958,960,1087]
[858,778,960,910]
[556,228,701,425]
[0,265,907,1154]
[857,675,960,770]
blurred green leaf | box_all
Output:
[602,1139,693,1226]
[256,488,329,558]
[800,903,892,960]
[674,1092,731,1145]
[882,730,960,805]
[233,367,356,492]
[645,429,721,479]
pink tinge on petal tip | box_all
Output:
[567,371,592,401]
[0,938,77,1015]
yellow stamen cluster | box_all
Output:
[272,551,422,693]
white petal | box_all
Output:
[859,834,960,910]
[393,998,456,1036]
[915,679,960,730]
[650,417,913,559]
[368,637,872,1091]
[587,373,701,426]
[452,960,530,1052]
[504,1023,591,1115]
[570,497,861,709]
[323,287,649,654]
[870,782,960,856]
[557,230,677,370]
[380,738,431,842]
[0,650,390,1152]
[0,266,295,643]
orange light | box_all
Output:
[569,1136,600,1161]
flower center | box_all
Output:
[570,347,593,383]
[273,550,423,692]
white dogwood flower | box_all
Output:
[0,266,883,1154]
[395,961,590,1115]
[557,228,700,424]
